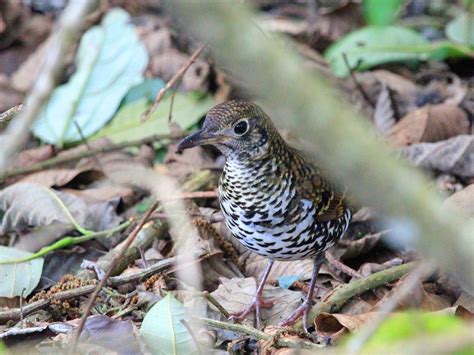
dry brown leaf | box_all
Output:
[402,135,474,177]
[149,48,209,92]
[20,168,103,188]
[63,184,136,205]
[315,312,378,343]
[334,232,382,260]
[388,104,470,147]
[13,144,55,169]
[210,277,302,326]
[443,184,474,218]
[164,143,215,181]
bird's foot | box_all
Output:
[229,294,273,328]
[279,300,312,333]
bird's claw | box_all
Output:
[229,296,273,328]
[279,300,312,333]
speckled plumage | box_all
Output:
[178,99,352,329]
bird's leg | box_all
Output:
[279,257,323,333]
[229,259,274,328]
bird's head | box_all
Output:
[177,99,278,159]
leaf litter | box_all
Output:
[0,1,473,354]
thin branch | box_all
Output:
[325,251,363,279]
[194,316,324,351]
[70,200,160,352]
[0,285,96,323]
[141,43,207,121]
[0,1,97,171]
[342,52,375,109]
[0,132,184,182]
[201,291,231,319]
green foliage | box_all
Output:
[325,26,474,77]
[0,246,44,297]
[325,26,427,77]
[93,92,213,143]
[140,293,198,355]
[446,13,474,46]
[351,312,469,352]
[33,8,148,146]
[363,0,404,26]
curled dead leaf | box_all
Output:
[401,135,474,177]
[315,312,378,343]
[334,232,382,260]
[389,104,470,147]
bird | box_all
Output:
[177,99,352,331]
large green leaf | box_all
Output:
[325,26,428,77]
[33,8,148,146]
[0,246,43,297]
[446,13,474,46]
[93,92,213,143]
[325,26,474,77]
[140,293,198,355]
[363,0,403,26]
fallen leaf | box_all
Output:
[334,232,382,260]
[0,246,43,297]
[164,144,215,180]
[315,312,378,342]
[211,277,302,326]
[92,93,213,144]
[140,293,198,355]
[0,182,121,234]
[401,135,474,177]
[11,145,55,170]
[32,8,148,146]
[78,315,142,354]
[388,104,470,147]
[20,168,103,188]
[443,184,474,218]
[150,48,209,92]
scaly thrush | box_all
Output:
[177,100,352,331]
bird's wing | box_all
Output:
[295,154,349,222]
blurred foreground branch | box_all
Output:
[166,1,474,288]
[0,1,97,171]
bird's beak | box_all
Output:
[176,129,217,153]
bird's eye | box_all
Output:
[233,120,249,135]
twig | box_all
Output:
[74,120,105,172]
[294,262,415,330]
[0,285,96,323]
[0,1,97,171]
[201,291,231,319]
[0,132,184,182]
[70,200,160,352]
[345,262,434,353]
[0,104,23,124]
[194,316,324,350]
[325,251,363,279]
[168,90,177,123]
[141,43,207,121]
[342,53,375,109]
[19,288,26,328]
[178,190,218,200]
